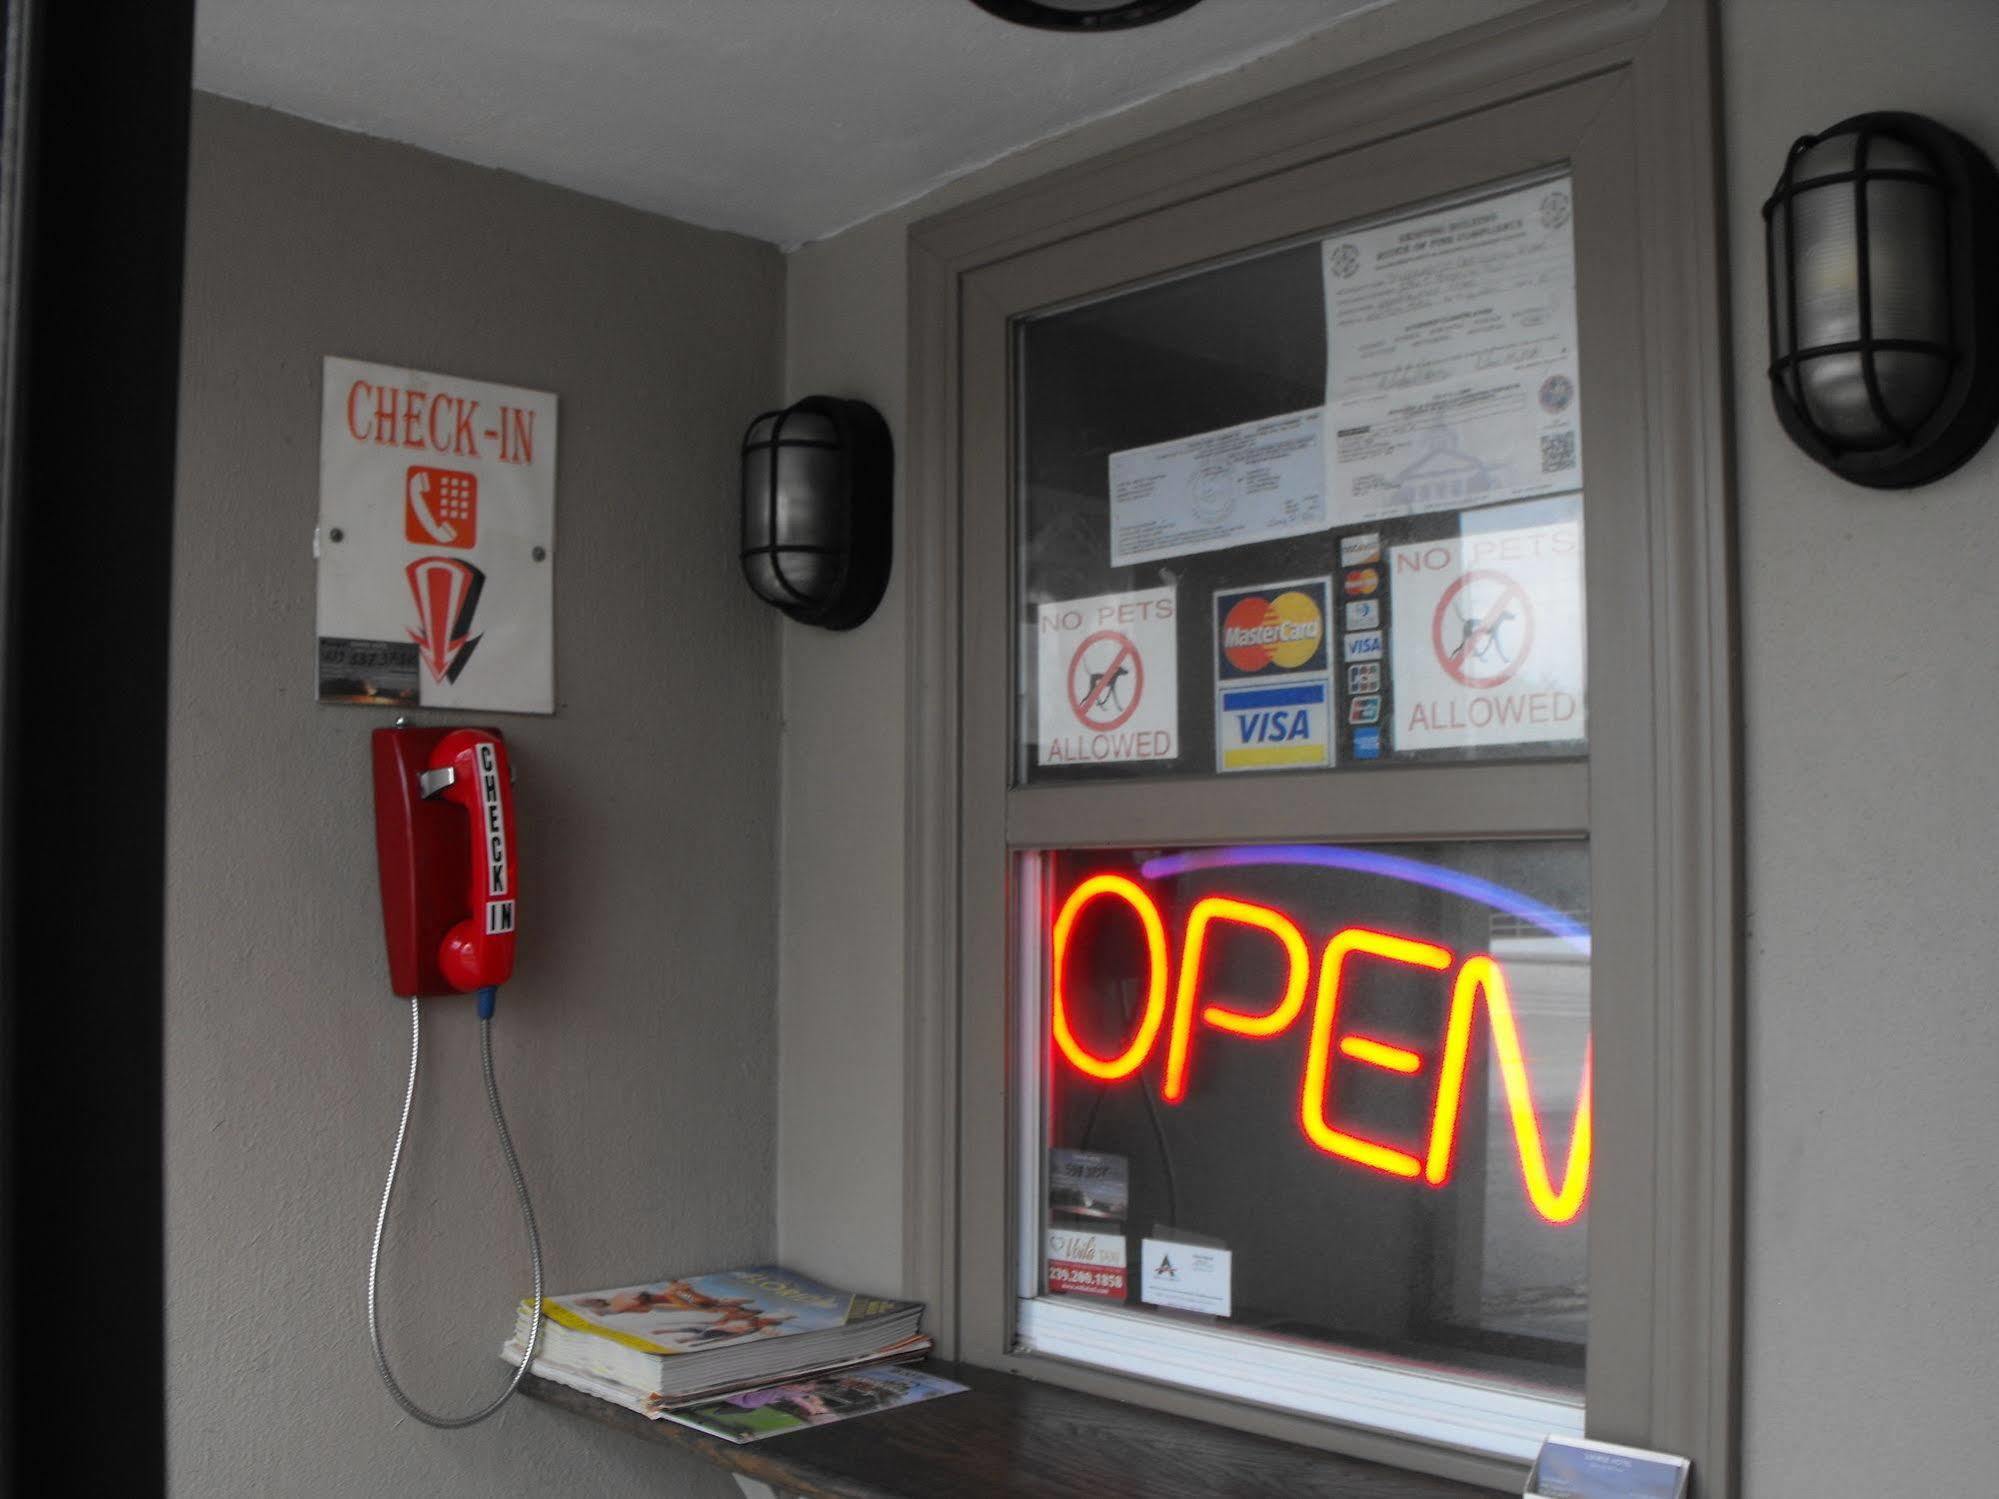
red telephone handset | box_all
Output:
[372,724,518,998]
[430,729,517,992]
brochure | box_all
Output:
[515,1264,925,1403]
[659,1364,968,1444]
[537,1265,911,1358]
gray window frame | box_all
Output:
[902,1,1738,1492]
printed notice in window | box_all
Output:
[1108,408,1326,567]
[1322,177,1582,526]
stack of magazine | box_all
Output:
[503,1264,959,1440]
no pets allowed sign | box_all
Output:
[1037,588,1179,767]
[1388,518,1584,751]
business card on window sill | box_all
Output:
[1139,1238,1231,1317]
[1526,1436,1689,1499]
[1047,1227,1127,1300]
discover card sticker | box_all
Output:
[1108,409,1327,566]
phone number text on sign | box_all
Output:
[1047,1228,1128,1300]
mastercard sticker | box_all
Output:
[1213,577,1332,683]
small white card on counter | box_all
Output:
[1139,1238,1232,1317]
[1526,1436,1690,1499]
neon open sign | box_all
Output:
[1048,846,1592,1225]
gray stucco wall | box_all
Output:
[1721,1,1999,1492]
[779,0,1999,1490]
[167,95,782,1497]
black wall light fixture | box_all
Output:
[740,397,893,630]
[968,0,1205,32]
[1764,111,1999,488]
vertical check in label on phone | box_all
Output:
[475,740,515,936]
[477,741,508,896]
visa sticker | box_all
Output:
[1342,630,1383,662]
[1215,681,1330,773]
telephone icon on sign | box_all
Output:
[404,465,478,549]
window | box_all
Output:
[1016,177,1586,786]
[1024,840,1590,1456]
[1002,169,1593,1459]
[907,3,1736,1492]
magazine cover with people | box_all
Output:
[661,1365,967,1443]
[537,1265,915,1358]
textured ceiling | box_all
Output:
[195,0,1381,247]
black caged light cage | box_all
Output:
[1763,111,1999,489]
[739,396,893,631]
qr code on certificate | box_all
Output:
[1540,430,1578,474]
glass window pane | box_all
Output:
[1016,174,1585,784]
[1027,839,1589,1394]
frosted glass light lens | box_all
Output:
[1779,132,1951,449]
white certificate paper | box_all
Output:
[1108,408,1326,566]
[1323,177,1582,525]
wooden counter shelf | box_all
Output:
[521,1363,1502,1498]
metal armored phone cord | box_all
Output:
[367,988,543,1427]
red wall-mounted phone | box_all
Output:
[366,723,540,1430]
[372,724,517,997]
